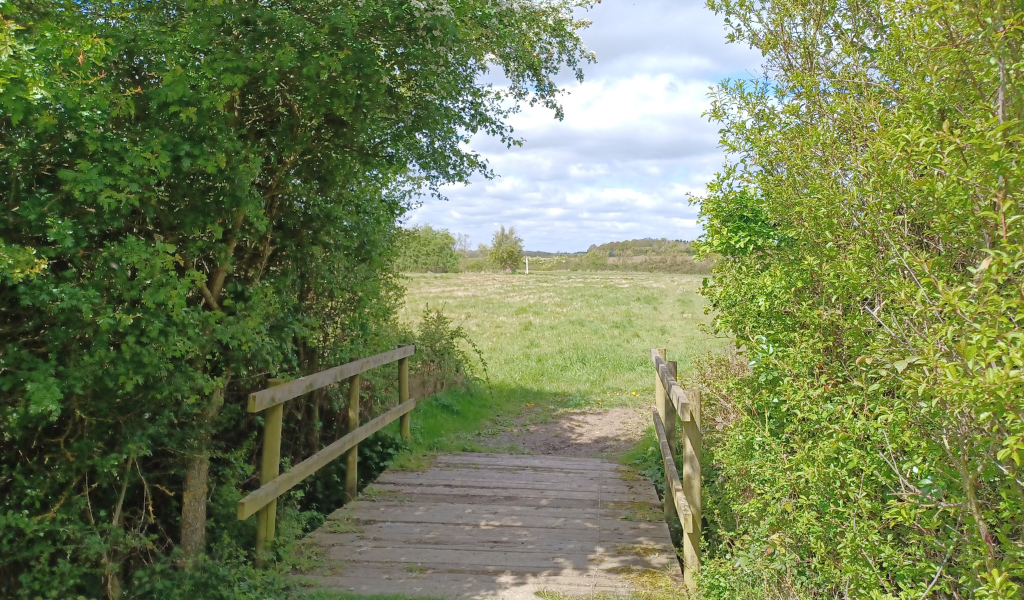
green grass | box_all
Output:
[392,272,726,465]
[290,273,719,598]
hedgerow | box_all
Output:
[696,0,1024,597]
[0,0,591,596]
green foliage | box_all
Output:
[696,0,1024,596]
[0,0,592,596]
[487,225,524,272]
[413,305,488,392]
[395,226,460,273]
[529,238,716,273]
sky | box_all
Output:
[405,0,764,253]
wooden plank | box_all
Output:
[368,488,658,509]
[345,510,664,533]
[325,545,674,571]
[237,397,418,520]
[306,569,633,599]
[311,523,672,547]
[653,408,693,533]
[311,532,666,555]
[651,350,692,420]
[248,345,415,413]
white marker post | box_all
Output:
[525,257,529,275]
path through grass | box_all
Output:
[392,272,726,465]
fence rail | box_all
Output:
[238,345,416,560]
[651,348,702,588]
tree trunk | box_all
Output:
[180,383,226,562]
[180,453,209,560]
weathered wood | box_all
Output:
[369,482,657,504]
[313,523,670,546]
[325,545,673,571]
[345,374,360,504]
[255,378,286,562]
[681,389,702,586]
[654,348,668,440]
[247,346,415,413]
[237,396,419,520]
[295,454,680,597]
[398,353,410,440]
[651,349,691,420]
[311,568,633,599]
[665,360,678,459]
[653,408,693,533]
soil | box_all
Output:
[485,406,648,458]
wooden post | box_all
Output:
[663,360,679,536]
[255,378,286,564]
[666,360,678,459]
[345,374,361,503]
[654,348,667,424]
[682,389,702,588]
[398,353,411,441]
[653,349,675,533]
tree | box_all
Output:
[696,0,1024,596]
[455,233,472,255]
[396,226,460,272]
[488,226,524,272]
[0,0,592,595]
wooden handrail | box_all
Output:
[241,346,415,562]
[651,348,701,588]
[248,345,415,413]
[651,349,691,420]
[653,408,693,532]
[237,397,419,520]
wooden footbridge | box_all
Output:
[237,347,701,598]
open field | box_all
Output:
[391,272,727,463]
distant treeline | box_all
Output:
[398,229,715,274]
[528,238,715,274]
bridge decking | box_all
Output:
[295,453,679,599]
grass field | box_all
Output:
[391,272,728,464]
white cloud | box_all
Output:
[406,0,763,251]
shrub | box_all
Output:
[412,305,487,394]
[487,226,524,272]
[696,0,1024,596]
[396,226,460,273]
[0,0,591,596]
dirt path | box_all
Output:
[484,406,648,459]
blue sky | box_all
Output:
[406,0,764,252]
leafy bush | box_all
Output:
[0,0,591,596]
[487,226,524,272]
[413,305,488,394]
[396,226,460,273]
[696,0,1024,596]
